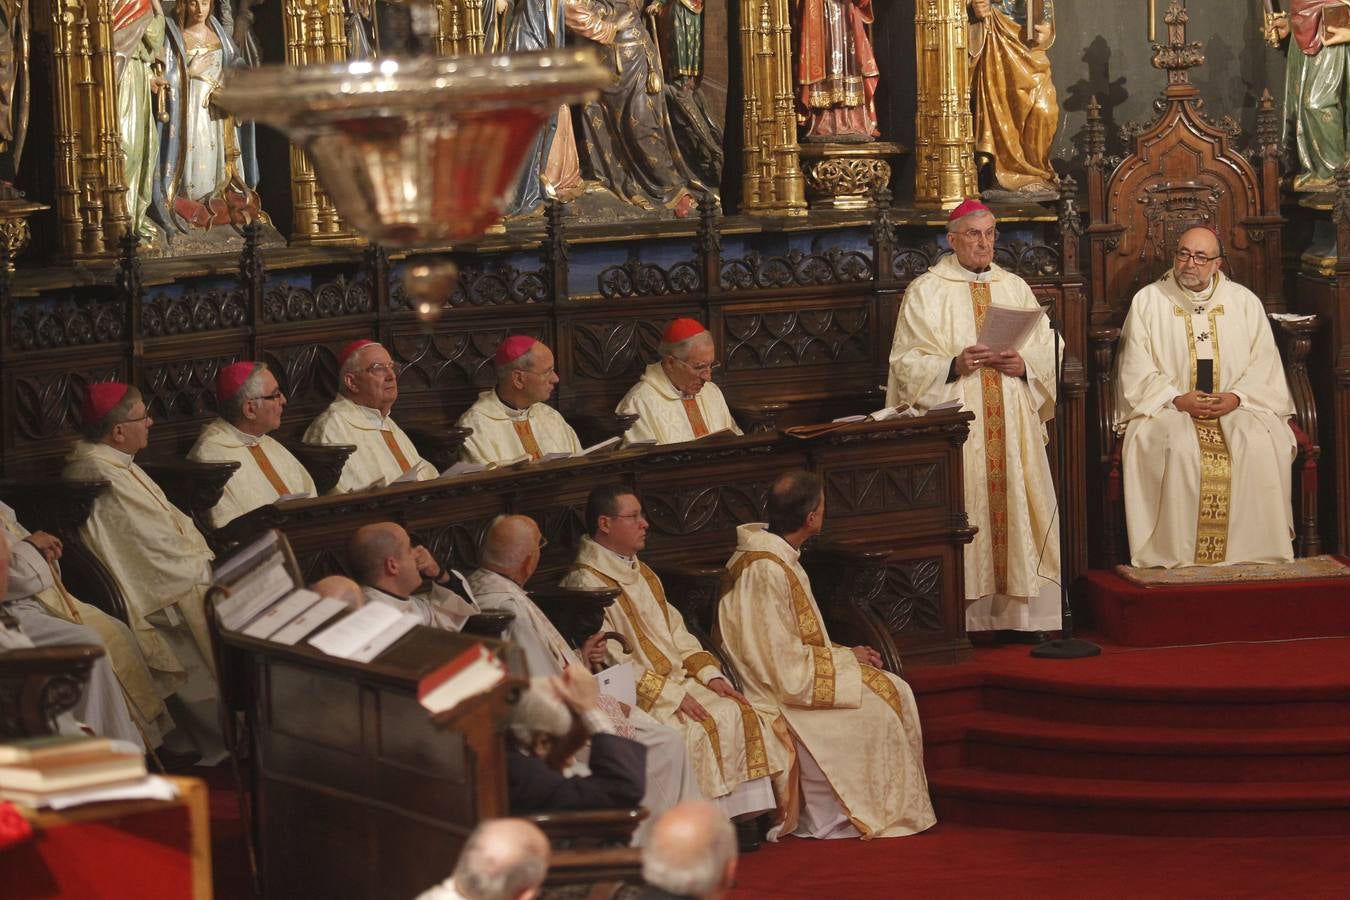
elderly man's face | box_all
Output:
[513,344,560,406]
[1172,228,1223,292]
[665,337,717,396]
[247,370,286,434]
[346,345,400,411]
[948,212,997,271]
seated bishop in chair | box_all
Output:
[456,336,583,464]
[189,361,317,528]
[1114,226,1297,568]
[347,522,480,631]
[718,470,936,840]
[616,319,742,445]
[62,382,225,763]
[304,339,437,492]
[561,484,786,824]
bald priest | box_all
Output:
[189,361,317,528]
[457,336,583,464]
[616,318,742,445]
[305,339,437,492]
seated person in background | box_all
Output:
[1115,226,1297,568]
[1,501,171,752]
[347,522,479,630]
[507,665,647,815]
[617,319,742,445]
[0,530,146,751]
[415,817,551,900]
[304,339,437,493]
[718,470,936,840]
[189,361,317,528]
[62,383,225,764]
[457,336,583,464]
[467,514,701,840]
[308,574,366,609]
[562,485,785,823]
[638,801,739,900]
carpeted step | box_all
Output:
[929,767,1350,836]
[925,711,1350,782]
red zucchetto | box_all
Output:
[81,382,130,425]
[948,199,992,223]
[216,361,256,404]
[494,335,538,366]
[338,339,377,369]
[662,318,708,343]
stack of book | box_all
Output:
[0,735,147,808]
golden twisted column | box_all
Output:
[914,0,976,207]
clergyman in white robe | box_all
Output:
[561,536,784,819]
[304,394,437,493]
[189,417,317,527]
[361,578,480,632]
[718,523,936,840]
[456,390,583,464]
[1114,269,1296,568]
[616,362,743,445]
[887,252,1062,632]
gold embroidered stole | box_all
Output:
[680,397,710,438]
[970,283,1010,593]
[511,420,544,461]
[246,443,293,496]
[1174,304,1231,563]
[379,430,413,474]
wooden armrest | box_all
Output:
[0,644,105,739]
[462,610,515,639]
[529,807,648,845]
[804,537,890,568]
[726,399,788,434]
[403,425,473,473]
[545,847,644,886]
[528,586,620,649]
[139,458,240,528]
[0,478,108,538]
[288,442,356,495]
[572,413,640,447]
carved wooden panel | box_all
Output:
[723,305,870,370]
[824,462,944,517]
[720,248,872,292]
[391,261,550,311]
[262,275,375,324]
[598,259,702,299]
[570,318,667,382]
[141,283,248,336]
[9,296,127,351]
[416,519,494,573]
[12,365,124,441]
[869,557,945,634]
[643,482,771,537]
[259,342,344,411]
[388,325,548,396]
[142,354,241,421]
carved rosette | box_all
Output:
[798,142,905,211]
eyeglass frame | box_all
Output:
[1174,249,1222,266]
[363,362,404,378]
[950,226,998,243]
[605,511,648,522]
[672,356,721,377]
[253,390,286,403]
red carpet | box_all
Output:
[1085,568,1350,646]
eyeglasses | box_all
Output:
[953,227,998,242]
[1174,249,1220,265]
[525,366,556,378]
[674,358,721,376]
[537,535,549,550]
[255,390,285,403]
[120,413,151,425]
[364,362,403,378]
[607,512,647,522]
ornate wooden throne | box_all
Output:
[1081,1,1321,565]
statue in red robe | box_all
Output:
[794,0,880,142]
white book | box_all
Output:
[440,460,486,478]
[271,597,348,646]
[274,491,312,504]
[625,437,657,448]
[535,451,573,463]
[242,589,321,640]
[499,453,531,467]
[308,602,419,662]
[217,562,298,632]
[359,477,387,492]
[832,404,910,424]
[390,467,422,485]
[212,530,282,584]
[595,662,637,707]
[581,436,621,456]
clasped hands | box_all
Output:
[957,344,1025,378]
[1174,390,1239,420]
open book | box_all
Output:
[212,530,348,645]
[417,643,507,714]
[308,602,420,663]
[832,404,911,424]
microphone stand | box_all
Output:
[1031,307,1100,659]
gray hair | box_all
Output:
[946,208,995,235]
[642,803,737,898]
[493,345,537,384]
[340,342,384,381]
[507,679,574,747]
[79,385,145,442]
[219,362,269,425]
[452,818,550,900]
[658,330,713,362]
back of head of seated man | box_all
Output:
[416,816,551,900]
[478,515,545,588]
[348,522,478,630]
[641,801,738,900]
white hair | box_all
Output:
[946,208,996,235]
[451,819,549,900]
[340,342,384,380]
[507,679,573,746]
[220,363,269,424]
[659,330,713,362]
[642,804,737,898]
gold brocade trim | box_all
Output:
[571,564,673,676]
[970,283,1009,593]
[736,697,771,780]
[511,419,544,461]
[698,714,725,780]
[860,665,905,724]
[808,645,836,707]
[636,668,666,713]
[1193,418,1232,564]
[683,651,719,680]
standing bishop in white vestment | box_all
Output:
[718,471,936,840]
[561,485,785,822]
[457,336,584,464]
[62,382,224,762]
[467,514,701,841]
[616,318,743,445]
[348,522,480,630]
[304,339,437,493]
[189,361,317,528]
[887,200,1061,640]
[1114,227,1297,568]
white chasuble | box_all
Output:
[362,581,480,632]
[189,418,318,528]
[616,363,743,445]
[887,254,1061,631]
[303,395,436,494]
[562,536,786,809]
[718,524,936,840]
[1115,271,1296,568]
[456,390,583,464]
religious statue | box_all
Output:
[1268,3,1350,196]
[347,0,377,58]
[112,0,170,245]
[158,0,266,242]
[794,0,880,142]
[0,0,29,189]
[967,0,1059,200]
[646,0,724,184]
[646,0,701,87]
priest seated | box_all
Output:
[456,336,583,464]
[189,361,317,528]
[616,318,742,445]
[718,470,935,840]
[561,484,784,825]
[1114,226,1297,568]
[304,339,437,492]
[347,521,479,630]
[415,818,552,900]
[62,382,226,764]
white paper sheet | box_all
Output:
[975,304,1046,352]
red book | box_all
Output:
[417,643,506,714]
